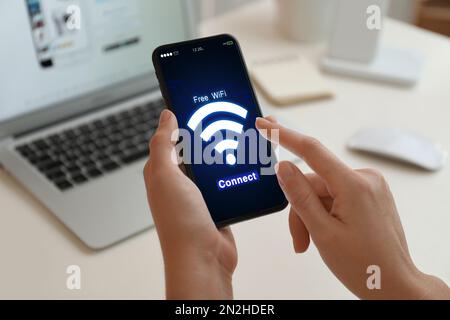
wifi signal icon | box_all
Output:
[187,101,248,165]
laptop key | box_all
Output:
[105,114,118,125]
[136,140,149,150]
[47,134,62,144]
[46,170,66,180]
[120,149,148,164]
[81,159,96,168]
[95,153,109,162]
[86,168,103,178]
[16,145,34,157]
[79,124,93,134]
[101,160,120,172]
[33,139,50,150]
[66,164,81,173]
[64,154,79,164]
[62,129,78,139]
[30,154,52,165]
[93,119,107,129]
[123,128,138,138]
[38,160,63,172]
[55,179,73,191]
[71,173,88,184]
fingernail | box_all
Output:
[293,240,301,254]
[274,162,280,174]
[276,162,295,186]
[255,117,268,126]
[159,109,171,124]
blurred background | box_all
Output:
[195,0,450,36]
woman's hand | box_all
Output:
[256,117,450,300]
[144,110,237,299]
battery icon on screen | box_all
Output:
[223,40,234,46]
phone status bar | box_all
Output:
[160,39,234,59]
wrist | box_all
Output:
[163,245,234,300]
[361,263,438,299]
[415,272,450,300]
[393,265,450,300]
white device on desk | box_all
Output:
[251,55,333,106]
[322,0,424,86]
[348,127,448,171]
[0,1,195,249]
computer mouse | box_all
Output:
[348,127,448,171]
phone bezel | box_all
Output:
[152,34,288,227]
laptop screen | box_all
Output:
[0,0,189,122]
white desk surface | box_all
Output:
[1,0,449,299]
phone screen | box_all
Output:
[152,34,287,225]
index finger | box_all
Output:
[256,117,356,192]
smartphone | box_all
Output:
[152,34,287,226]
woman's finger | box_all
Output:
[289,207,310,253]
[256,118,357,195]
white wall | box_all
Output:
[196,0,418,23]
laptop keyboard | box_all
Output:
[15,98,165,191]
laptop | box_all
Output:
[0,1,194,249]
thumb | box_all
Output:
[148,109,179,170]
[276,161,333,235]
